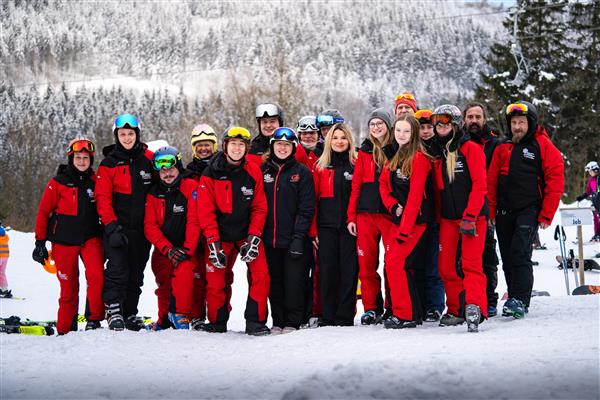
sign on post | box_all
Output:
[559,207,594,286]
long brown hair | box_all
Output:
[370,124,392,170]
[316,123,357,170]
[388,116,422,176]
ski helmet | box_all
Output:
[112,114,141,144]
[270,127,298,158]
[152,146,183,172]
[505,100,538,137]
[256,103,284,132]
[222,126,251,154]
[316,109,345,128]
[585,161,599,173]
[297,116,318,133]
[191,124,218,155]
[432,104,463,128]
[415,109,434,125]
[67,137,96,166]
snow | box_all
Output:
[1,204,599,399]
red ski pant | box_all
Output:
[204,240,270,325]
[438,218,488,318]
[388,224,427,321]
[52,237,104,334]
[357,213,395,313]
[151,250,199,324]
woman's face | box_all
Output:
[419,124,434,140]
[273,140,293,159]
[331,129,349,153]
[260,117,280,137]
[117,128,137,150]
[590,170,598,177]
[368,118,388,140]
[394,120,412,147]
[435,122,453,138]
[73,152,91,172]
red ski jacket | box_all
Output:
[379,151,434,240]
[95,143,154,229]
[487,125,564,225]
[144,177,201,256]
[198,152,267,243]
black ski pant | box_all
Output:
[495,207,538,307]
[483,223,499,308]
[302,243,317,324]
[103,228,151,318]
[413,223,442,314]
[265,244,310,329]
[318,226,358,326]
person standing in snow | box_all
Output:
[347,108,395,325]
[378,115,435,329]
[576,161,600,242]
[183,124,219,330]
[95,114,154,331]
[144,146,201,330]
[487,101,564,319]
[393,92,418,119]
[315,109,345,140]
[247,103,284,166]
[197,127,271,336]
[310,123,358,326]
[0,223,11,298]
[261,127,315,334]
[430,104,488,332]
[296,115,323,171]
[33,137,105,334]
[463,102,502,317]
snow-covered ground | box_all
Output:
[1,204,599,399]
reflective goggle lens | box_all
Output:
[431,114,452,125]
[69,139,95,154]
[395,93,416,101]
[225,127,251,140]
[153,154,178,170]
[273,127,296,141]
[256,104,279,118]
[316,115,344,127]
[298,123,318,131]
[114,114,139,129]
[415,109,433,123]
[506,103,528,115]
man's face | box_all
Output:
[419,124,434,140]
[159,165,179,185]
[117,128,136,150]
[194,141,214,159]
[395,104,414,119]
[510,116,529,143]
[299,131,319,149]
[226,138,247,162]
[259,117,280,137]
[465,106,485,134]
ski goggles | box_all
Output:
[430,114,453,126]
[297,116,318,132]
[395,93,416,102]
[255,103,280,118]
[224,126,251,140]
[272,127,297,142]
[191,124,216,137]
[153,153,179,171]
[113,114,140,130]
[316,114,344,128]
[415,109,433,124]
[506,103,528,115]
[68,139,95,155]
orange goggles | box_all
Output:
[395,93,416,101]
[68,139,95,155]
[506,103,528,115]
[415,109,433,124]
[430,114,452,125]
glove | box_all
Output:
[459,219,477,236]
[289,238,304,259]
[167,247,189,266]
[32,240,49,265]
[208,241,227,269]
[576,194,586,202]
[240,235,261,263]
[106,223,128,248]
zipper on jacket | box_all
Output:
[272,166,283,248]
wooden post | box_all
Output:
[577,225,585,286]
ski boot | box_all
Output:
[439,313,465,327]
[199,322,227,333]
[270,326,283,335]
[465,304,482,333]
[502,298,527,319]
[85,320,102,331]
[190,318,206,331]
[0,289,12,298]
[424,309,442,322]
[125,315,145,331]
[245,321,270,336]
[384,316,417,329]
[168,313,190,330]
[360,310,380,325]
[487,306,497,317]
[381,308,393,322]
[105,303,125,331]
[281,327,298,334]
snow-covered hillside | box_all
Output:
[1,203,599,399]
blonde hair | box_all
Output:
[388,116,423,176]
[316,123,357,170]
[370,124,392,171]
[444,126,459,183]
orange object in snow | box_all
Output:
[43,250,57,274]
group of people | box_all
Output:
[30,92,565,335]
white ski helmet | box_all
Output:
[585,161,599,172]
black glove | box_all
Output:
[289,238,304,259]
[208,241,227,269]
[32,240,48,265]
[459,219,477,236]
[576,194,586,202]
[106,222,128,248]
[240,235,261,263]
[167,247,189,266]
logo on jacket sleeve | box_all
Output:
[522,148,535,160]
[241,186,254,196]
[290,174,300,183]
[454,160,464,173]
[87,188,95,202]
[173,204,185,213]
[343,171,353,181]
[140,170,152,183]
[264,173,274,183]
[192,190,197,200]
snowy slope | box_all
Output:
[1,204,599,399]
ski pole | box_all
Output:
[554,224,570,295]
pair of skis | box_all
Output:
[0,316,55,336]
